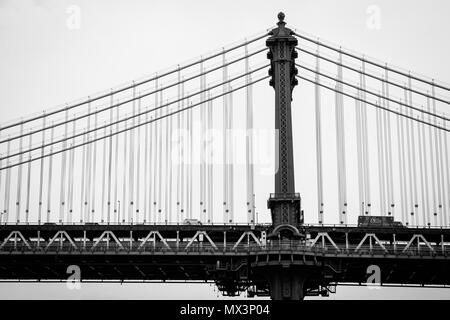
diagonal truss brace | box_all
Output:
[0,231,32,250]
[91,231,124,251]
[185,231,218,251]
[309,232,340,251]
[138,231,171,250]
[402,234,435,253]
[354,233,387,253]
[232,231,262,250]
[45,231,78,250]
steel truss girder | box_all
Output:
[309,232,340,251]
[138,231,171,250]
[402,234,435,253]
[232,231,262,250]
[0,231,31,250]
[44,231,78,250]
[185,231,218,251]
[354,233,387,253]
[91,231,124,251]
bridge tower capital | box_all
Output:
[266,12,303,238]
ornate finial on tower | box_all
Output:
[277,12,286,27]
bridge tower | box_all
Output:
[263,12,306,300]
[266,13,302,238]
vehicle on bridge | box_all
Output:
[183,218,202,225]
[357,215,405,228]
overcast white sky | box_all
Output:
[0,0,449,299]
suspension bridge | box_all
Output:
[0,13,450,300]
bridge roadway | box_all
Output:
[1,224,450,296]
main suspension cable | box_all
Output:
[295,75,450,132]
[296,63,450,122]
[1,65,269,162]
[293,32,450,91]
[0,76,269,171]
[0,48,268,145]
[0,33,269,132]
[296,47,449,105]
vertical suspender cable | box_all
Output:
[188,100,193,219]
[245,43,255,224]
[228,82,234,223]
[129,84,136,223]
[222,50,229,223]
[158,90,163,222]
[168,96,173,223]
[404,87,414,225]
[334,88,343,222]
[434,81,447,226]
[180,80,185,221]
[68,116,76,223]
[152,78,158,222]
[148,106,154,223]
[336,51,347,223]
[4,139,11,223]
[399,100,408,225]
[381,85,388,216]
[107,93,114,223]
[25,131,32,223]
[176,68,181,223]
[207,88,214,223]
[418,106,427,226]
[443,116,450,226]
[59,110,68,223]
[15,124,24,223]
[46,125,54,222]
[395,102,404,223]
[144,95,149,223]
[85,102,92,222]
[114,102,119,223]
[200,60,205,222]
[136,96,142,223]
[426,95,437,226]
[315,47,325,223]
[360,62,371,215]
[376,98,385,215]
[122,121,128,223]
[408,76,419,225]
[38,115,46,224]
[164,97,169,223]
[379,92,386,216]
[355,91,364,217]
[91,109,98,222]
[101,124,107,223]
[80,129,86,223]
[439,121,448,226]
[421,103,431,226]
[384,69,395,217]
[186,99,193,219]
[431,81,444,226]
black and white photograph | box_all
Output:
[0,0,449,315]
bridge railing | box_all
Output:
[0,238,447,257]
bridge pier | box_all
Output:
[267,267,307,300]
